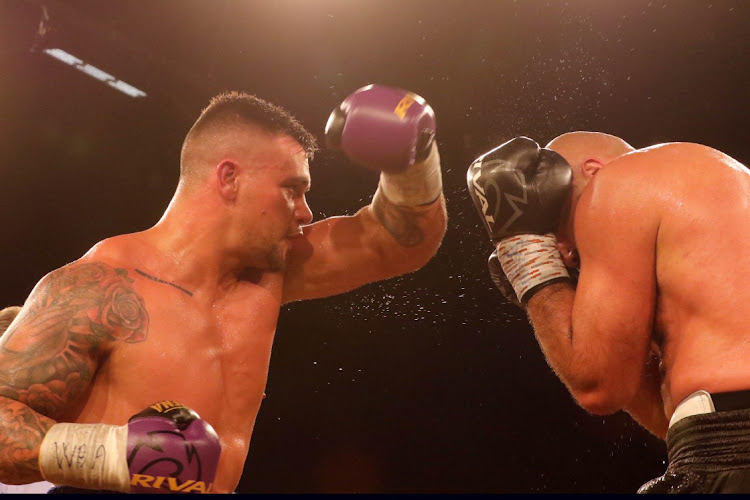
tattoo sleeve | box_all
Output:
[0,262,149,482]
[371,186,429,247]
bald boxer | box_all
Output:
[468,132,750,493]
[0,86,446,493]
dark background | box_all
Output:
[1,0,748,493]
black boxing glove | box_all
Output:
[467,137,573,305]
[467,136,572,241]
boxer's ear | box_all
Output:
[581,158,604,179]
[216,160,239,201]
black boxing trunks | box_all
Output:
[638,390,750,494]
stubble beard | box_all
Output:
[265,243,287,272]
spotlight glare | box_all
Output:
[43,48,147,98]
[106,79,147,98]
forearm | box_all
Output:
[524,283,586,399]
[371,141,446,253]
[0,396,55,484]
[623,352,668,439]
[371,186,446,253]
[525,283,660,418]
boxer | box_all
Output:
[468,132,750,493]
[0,85,446,493]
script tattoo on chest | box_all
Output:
[135,269,193,297]
[0,261,148,481]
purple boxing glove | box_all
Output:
[127,401,221,494]
[39,400,221,494]
[325,84,436,173]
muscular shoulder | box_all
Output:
[575,151,664,246]
[0,258,149,417]
[81,233,144,265]
[617,142,725,172]
[581,142,714,204]
[597,142,747,199]
[26,257,149,345]
[638,141,718,156]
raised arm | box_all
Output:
[282,85,447,303]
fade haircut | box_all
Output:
[180,91,318,178]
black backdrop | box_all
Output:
[1,0,748,493]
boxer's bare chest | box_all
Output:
[76,266,284,433]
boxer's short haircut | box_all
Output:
[188,91,317,159]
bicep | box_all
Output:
[282,192,446,303]
[0,262,148,419]
[281,207,399,303]
[572,174,659,400]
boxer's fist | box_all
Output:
[467,136,573,243]
[39,400,221,494]
[127,400,221,494]
[467,137,573,305]
[325,84,436,173]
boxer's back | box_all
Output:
[64,234,286,493]
[629,143,750,414]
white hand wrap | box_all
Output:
[39,423,130,492]
[495,233,570,304]
[379,142,442,206]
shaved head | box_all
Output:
[543,132,636,265]
[546,131,635,170]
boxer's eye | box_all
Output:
[283,183,309,198]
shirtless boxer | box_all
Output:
[0,84,447,493]
[467,132,750,493]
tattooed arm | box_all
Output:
[281,185,447,303]
[0,262,148,484]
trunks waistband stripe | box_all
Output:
[669,389,750,428]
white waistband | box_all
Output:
[668,390,716,429]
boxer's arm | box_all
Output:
[623,351,668,439]
[282,85,447,303]
[528,285,666,438]
[0,396,55,484]
[525,164,659,416]
[0,261,147,484]
[282,171,446,303]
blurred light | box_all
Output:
[43,48,147,98]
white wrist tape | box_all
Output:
[495,233,570,303]
[379,142,443,206]
[39,423,130,492]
